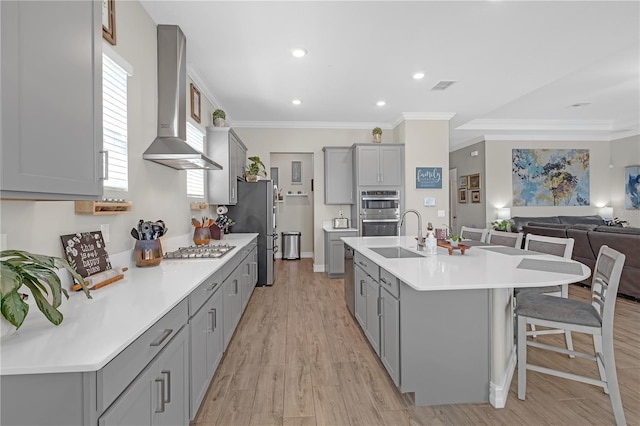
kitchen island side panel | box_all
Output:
[400,284,490,406]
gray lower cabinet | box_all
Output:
[223,265,243,350]
[354,264,367,329]
[380,286,400,387]
[323,147,354,204]
[1,0,103,200]
[364,276,381,355]
[99,326,189,426]
[324,230,358,277]
[189,286,223,420]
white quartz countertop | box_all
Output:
[322,224,358,233]
[342,236,591,292]
[0,233,258,376]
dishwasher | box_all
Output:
[344,244,355,317]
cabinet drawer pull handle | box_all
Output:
[161,370,171,403]
[207,282,218,291]
[358,261,367,267]
[155,378,165,413]
[150,329,173,347]
[208,309,215,332]
[379,277,387,284]
[212,308,217,330]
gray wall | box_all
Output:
[449,141,486,233]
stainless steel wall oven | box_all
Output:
[359,190,400,236]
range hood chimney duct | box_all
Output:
[143,25,222,170]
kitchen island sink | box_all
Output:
[369,246,425,259]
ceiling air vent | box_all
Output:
[431,80,457,91]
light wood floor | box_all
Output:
[194,259,640,426]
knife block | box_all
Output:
[134,239,162,267]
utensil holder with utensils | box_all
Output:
[134,239,163,267]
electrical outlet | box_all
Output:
[437,210,446,217]
[100,224,110,243]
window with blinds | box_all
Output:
[102,53,129,191]
[186,123,205,198]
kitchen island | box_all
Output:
[1,233,259,426]
[342,236,590,408]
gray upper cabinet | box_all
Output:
[1,1,103,200]
[323,147,354,204]
[354,144,404,187]
[206,127,247,205]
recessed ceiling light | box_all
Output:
[413,72,425,80]
[568,102,592,108]
[376,101,386,107]
[291,48,307,58]
[292,99,302,105]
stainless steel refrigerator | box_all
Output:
[227,180,277,286]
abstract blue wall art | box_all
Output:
[625,166,640,209]
[512,149,590,206]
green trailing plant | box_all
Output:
[491,219,512,231]
[0,250,90,329]
[212,109,226,120]
[372,127,382,135]
[246,156,267,177]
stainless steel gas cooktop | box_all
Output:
[163,243,236,259]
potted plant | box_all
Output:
[372,127,382,143]
[212,109,226,127]
[1,250,90,336]
[245,156,267,182]
[443,224,462,247]
[491,219,512,232]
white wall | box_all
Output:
[449,141,486,233]
[484,139,612,225]
[610,134,640,227]
[0,1,214,257]
[270,153,314,255]
[396,120,451,234]
[234,127,370,268]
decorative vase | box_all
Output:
[134,239,163,267]
[209,226,223,240]
[373,134,382,143]
[213,117,226,127]
[450,240,459,248]
[246,174,258,182]
[193,227,211,245]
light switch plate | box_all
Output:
[437,210,446,217]
[100,224,110,243]
[423,197,436,207]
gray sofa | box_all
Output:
[517,217,640,300]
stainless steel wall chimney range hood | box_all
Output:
[143,25,222,170]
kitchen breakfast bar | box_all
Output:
[341,236,590,409]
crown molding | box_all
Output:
[482,133,611,142]
[457,118,613,132]
[402,112,457,121]
[232,121,392,130]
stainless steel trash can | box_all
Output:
[282,231,301,260]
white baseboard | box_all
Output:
[490,344,517,409]
[301,251,313,259]
[313,263,325,272]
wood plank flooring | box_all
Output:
[194,259,640,425]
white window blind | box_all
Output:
[186,123,205,198]
[102,53,129,191]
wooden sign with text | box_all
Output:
[60,231,112,277]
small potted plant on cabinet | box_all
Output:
[372,127,382,143]
[443,224,462,247]
[212,109,226,127]
[245,156,267,182]
[0,250,90,337]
